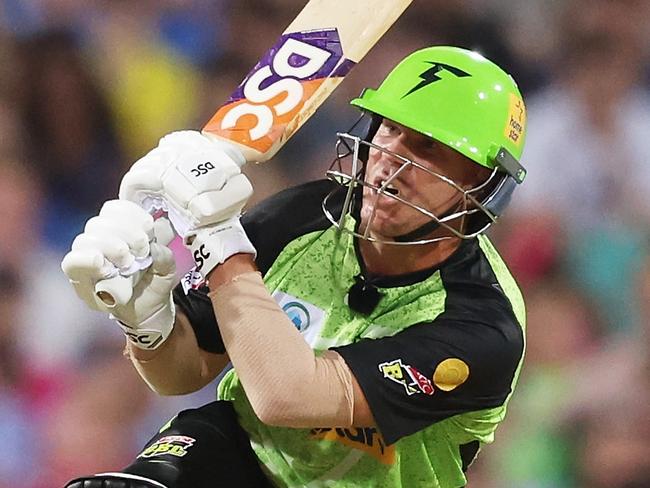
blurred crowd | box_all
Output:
[0,0,649,487]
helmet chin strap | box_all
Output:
[394,219,443,242]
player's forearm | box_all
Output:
[127,310,229,395]
[207,256,354,427]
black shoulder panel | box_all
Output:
[242,179,341,274]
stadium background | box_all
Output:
[0,0,649,486]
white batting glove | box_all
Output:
[119,130,253,238]
[61,200,177,350]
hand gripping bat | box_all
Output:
[94,0,413,307]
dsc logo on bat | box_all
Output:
[221,39,330,141]
[205,30,354,154]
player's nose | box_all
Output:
[375,139,411,173]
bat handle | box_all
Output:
[95,272,141,308]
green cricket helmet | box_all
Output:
[351,46,527,180]
[324,46,528,244]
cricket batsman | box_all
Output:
[61,46,527,487]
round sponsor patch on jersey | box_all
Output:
[282,301,311,332]
[433,358,470,391]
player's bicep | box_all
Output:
[334,317,524,445]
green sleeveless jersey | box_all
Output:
[176,180,525,488]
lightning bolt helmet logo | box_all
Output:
[403,62,471,98]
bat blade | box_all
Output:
[94,0,411,308]
[203,0,413,163]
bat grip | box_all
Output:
[95,272,140,308]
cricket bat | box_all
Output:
[95,0,413,307]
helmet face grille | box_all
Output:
[324,132,510,246]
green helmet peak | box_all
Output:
[351,46,527,182]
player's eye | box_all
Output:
[378,119,400,136]
[422,138,438,152]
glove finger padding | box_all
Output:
[119,161,165,202]
[153,217,176,247]
[71,232,133,270]
[61,250,109,311]
[150,242,176,282]
[100,199,154,226]
[158,130,247,167]
[62,246,110,282]
[188,173,253,225]
[99,201,155,264]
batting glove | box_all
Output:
[119,130,257,278]
[61,200,177,350]
[119,130,253,237]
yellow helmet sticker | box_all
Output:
[504,93,526,146]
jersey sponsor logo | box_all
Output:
[504,93,526,146]
[433,358,470,391]
[282,301,311,332]
[138,435,196,459]
[204,29,354,154]
[272,291,326,347]
[311,427,395,465]
[379,359,435,396]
